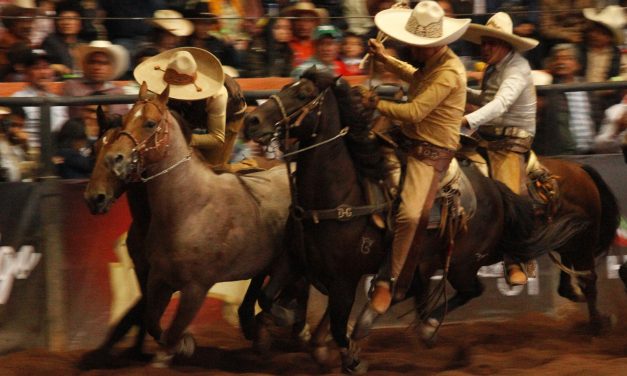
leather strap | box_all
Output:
[299,202,391,224]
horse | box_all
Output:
[84,82,297,367]
[243,67,587,373]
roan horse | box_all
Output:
[88,82,293,366]
[244,67,587,373]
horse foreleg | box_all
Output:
[144,276,173,343]
[238,274,265,341]
[310,307,331,368]
[571,256,615,334]
[329,283,368,374]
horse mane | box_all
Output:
[168,109,193,144]
[302,68,387,181]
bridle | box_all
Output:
[106,99,191,183]
[269,84,348,159]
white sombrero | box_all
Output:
[374,1,470,47]
[149,9,194,37]
[76,40,130,80]
[463,12,539,52]
[134,47,224,101]
[281,1,329,25]
[583,5,626,44]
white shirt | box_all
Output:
[594,101,626,153]
[466,51,537,135]
[11,86,69,149]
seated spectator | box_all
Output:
[312,0,346,31]
[581,5,627,110]
[282,1,329,67]
[291,24,347,79]
[100,0,161,55]
[0,106,36,182]
[594,93,627,154]
[243,16,294,77]
[343,0,374,37]
[0,1,36,79]
[143,9,194,52]
[11,49,68,150]
[54,118,94,179]
[4,42,32,82]
[534,44,601,156]
[31,0,56,48]
[341,31,365,76]
[183,4,239,69]
[62,40,130,119]
[539,0,595,46]
[41,0,85,78]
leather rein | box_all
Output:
[269,84,388,224]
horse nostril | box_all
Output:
[96,193,106,204]
[114,154,124,164]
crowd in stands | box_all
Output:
[0,0,626,182]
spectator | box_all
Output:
[3,42,32,82]
[183,4,239,69]
[41,0,84,78]
[343,0,374,36]
[100,0,162,55]
[534,44,601,155]
[312,0,346,31]
[539,0,595,47]
[281,1,328,67]
[243,16,294,77]
[0,1,36,79]
[143,9,194,52]
[30,0,55,47]
[341,31,365,76]
[513,17,546,70]
[291,24,347,79]
[54,118,94,179]
[62,40,130,119]
[0,106,35,182]
[594,92,627,154]
[364,0,396,40]
[581,5,626,83]
[11,49,68,150]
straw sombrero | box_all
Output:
[149,9,194,37]
[281,1,329,25]
[463,12,539,52]
[134,47,224,101]
[76,40,130,80]
[583,5,626,44]
[374,1,470,47]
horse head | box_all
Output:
[244,67,339,146]
[84,106,125,214]
[104,82,172,182]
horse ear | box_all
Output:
[158,85,170,106]
[139,81,149,99]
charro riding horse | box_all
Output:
[244,67,585,373]
[83,82,294,367]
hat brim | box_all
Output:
[375,8,470,47]
[583,8,624,44]
[76,44,130,80]
[462,24,539,52]
[149,18,194,37]
[281,6,329,24]
[134,47,224,101]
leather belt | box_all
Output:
[478,126,532,139]
[406,140,455,172]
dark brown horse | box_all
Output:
[84,84,296,366]
[244,67,587,373]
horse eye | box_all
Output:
[145,120,157,128]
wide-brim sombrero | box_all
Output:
[76,40,130,80]
[462,12,538,52]
[134,47,224,101]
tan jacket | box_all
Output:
[376,46,466,151]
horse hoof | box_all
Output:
[420,318,439,348]
[77,348,124,370]
[294,323,312,344]
[151,351,173,368]
[342,359,369,374]
[175,333,196,358]
[590,314,617,335]
[119,347,152,362]
[352,305,379,340]
[311,345,330,366]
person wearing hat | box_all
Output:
[145,9,194,52]
[11,49,68,150]
[581,5,627,111]
[361,1,470,314]
[134,47,246,168]
[282,1,329,67]
[62,40,130,119]
[290,24,347,79]
[460,12,539,286]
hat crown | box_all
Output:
[167,51,198,76]
[485,12,514,34]
[405,1,444,39]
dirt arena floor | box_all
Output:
[1,296,627,376]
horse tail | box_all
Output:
[496,181,589,262]
[580,164,621,257]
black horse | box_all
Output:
[244,67,587,373]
